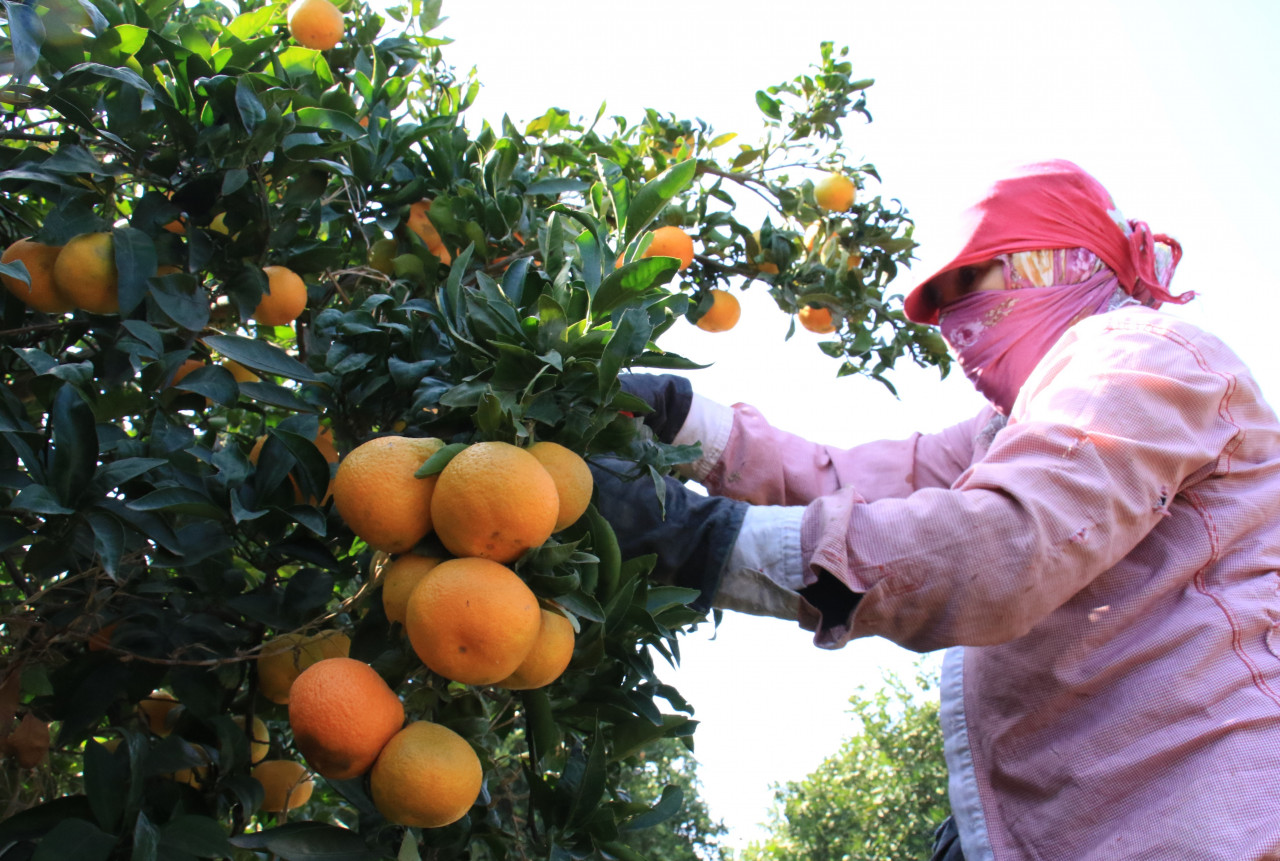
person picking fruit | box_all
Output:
[596,160,1280,861]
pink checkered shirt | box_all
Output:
[700,306,1280,859]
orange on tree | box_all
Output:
[137,691,180,736]
[332,435,445,553]
[1,239,71,313]
[381,554,441,625]
[252,759,314,813]
[169,358,205,387]
[370,721,482,828]
[286,0,344,50]
[495,607,575,690]
[798,305,837,334]
[695,289,741,332]
[369,237,397,275]
[640,225,695,270]
[256,629,351,705]
[253,265,308,327]
[287,657,405,780]
[233,714,271,764]
[430,441,559,563]
[52,232,118,314]
[171,745,213,788]
[403,556,541,685]
[221,359,259,384]
[527,441,593,531]
[250,426,341,505]
[814,172,856,212]
[407,200,452,264]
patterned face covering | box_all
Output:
[938,247,1155,415]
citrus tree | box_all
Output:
[0,0,932,858]
[742,665,947,861]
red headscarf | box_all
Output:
[904,159,1191,325]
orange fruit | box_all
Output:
[640,225,694,270]
[332,436,444,553]
[381,554,441,625]
[370,722,482,828]
[286,0,344,50]
[138,691,180,736]
[257,629,351,705]
[757,262,779,275]
[2,239,71,313]
[252,759,314,812]
[250,426,340,505]
[495,608,575,690]
[527,441,592,532]
[814,172,855,213]
[87,620,117,651]
[171,745,213,788]
[430,441,559,563]
[798,305,837,334]
[406,200,452,264]
[695,289,741,332]
[221,359,258,384]
[288,657,405,780]
[404,557,541,685]
[253,265,307,327]
[169,358,205,387]
[53,232,118,314]
[233,714,271,764]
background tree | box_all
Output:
[741,664,948,861]
[0,0,932,857]
[615,737,728,861]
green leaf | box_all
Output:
[12,483,75,516]
[567,731,607,827]
[125,488,224,519]
[592,257,679,316]
[414,442,467,477]
[30,816,117,861]
[201,335,318,382]
[50,384,97,507]
[114,226,156,315]
[624,160,697,244]
[132,810,159,861]
[229,822,379,860]
[620,783,684,832]
[235,78,266,131]
[66,62,154,94]
[755,90,783,120]
[158,815,234,858]
[523,688,560,766]
[6,2,44,79]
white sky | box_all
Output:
[435,0,1280,848]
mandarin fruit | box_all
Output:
[695,289,741,332]
[286,0,344,50]
[53,232,119,314]
[381,554,441,625]
[332,435,444,553]
[371,722,482,828]
[253,265,307,327]
[814,172,856,212]
[640,225,694,270]
[253,759,314,812]
[257,630,351,705]
[288,657,405,780]
[527,441,593,531]
[798,305,837,334]
[495,608,575,690]
[404,557,541,685]
[1,239,71,313]
[431,441,558,563]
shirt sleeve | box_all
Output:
[800,316,1244,652]
[676,394,995,505]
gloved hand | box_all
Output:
[589,456,746,612]
[617,373,693,444]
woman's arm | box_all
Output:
[677,395,994,505]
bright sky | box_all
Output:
[435,0,1280,849]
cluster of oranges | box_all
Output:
[634,171,859,337]
[1,235,308,327]
[238,436,592,828]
